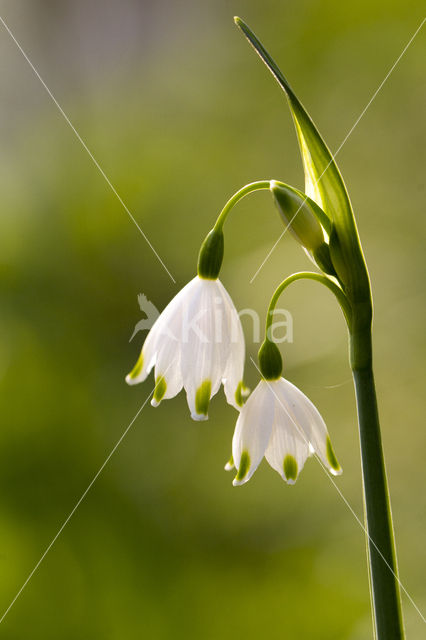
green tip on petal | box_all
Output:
[224,455,234,471]
[152,376,167,407]
[235,381,249,407]
[194,380,212,418]
[125,352,143,385]
[326,436,342,475]
[283,455,298,484]
[234,450,250,485]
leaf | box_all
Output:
[234,16,369,295]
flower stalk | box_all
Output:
[265,271,352,335]
[212,180,270,232]
[351,324,404,639]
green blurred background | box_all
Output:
[0,1,425,638]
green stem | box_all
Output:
[351,325,405,639]
[213,180,270,231]
[265,271,351,337]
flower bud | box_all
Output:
[270,180,324,251]
[328,225,351,288]
[197,228,224,279]
[312,242,337,277]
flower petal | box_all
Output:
[275,377,342,476]
[125,326,158,385]
[218,282,247,410]
[181,279,225,420]
[232,381,275,486]
[125,277,198,385]
[151,337,183,407]
[265,403,310,484]
[224,455,235,471]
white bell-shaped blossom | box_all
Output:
[126,276,248,420]
[230,377,342,486]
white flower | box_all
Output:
[126,276,248,420]
[230,377,342,486]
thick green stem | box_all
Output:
[351,327,405,639]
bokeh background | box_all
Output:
[0,1,425,638]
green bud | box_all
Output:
[270,181,324,251]
[312,242,337,277]
[258,338,283,380]
[197,228,224,279]
[329,225,351,288]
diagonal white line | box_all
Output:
[249,356,426,623]
[249,17,426,283]
[0,383,158,625]
[0,15,176,284]
[333,17,426,159]
[250,226,288,283]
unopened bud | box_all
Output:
[329,225,351,287]
[270,180,324,251]
[312,242,337,277]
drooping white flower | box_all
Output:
[230,376,342,486]
[126,275,248,420]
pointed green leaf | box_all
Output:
[235,17,369,297]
